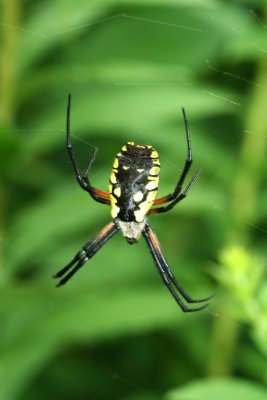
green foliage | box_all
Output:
[1,0,267,399]
[166,378,267,400]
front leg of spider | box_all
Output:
[53,96,212,312]
[66,94,110,205]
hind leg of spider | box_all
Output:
[144,223,213,303]
[143,223,211,311]
[53,221,119,286]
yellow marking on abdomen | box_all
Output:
[110,172,117,184]
[133,191,144,202]
[113,157,119,169]
[114,187,121,197]
[134,201,152,222]
[146,180,158,190]
[110,194,120,218]
[147,190,157,203]
[134,189,158,222]
[149,166,160,175]
[151,150,158,158]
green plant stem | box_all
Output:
[208,57,267,376]
[0,0,20,125]
[0,0,20,281]
[231,59,267,244]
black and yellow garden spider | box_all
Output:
[53,94,212,312]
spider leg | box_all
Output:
[66,94,110,205]
[153,108,194,206]
[149,168,201,215]
[144,222,212,303]
[142,223,210,312]
[53,221,119,286]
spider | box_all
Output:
[53,94,212,312]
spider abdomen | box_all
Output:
[109,142,160,223]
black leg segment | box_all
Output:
[142,222,211,312]
[153,108,195,207]
[66,94,110,205]
[149,168,201,215]
[53,221,119,286]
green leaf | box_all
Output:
[0,285,199,400]
[5,181,107,273]
[166,378,267,400]
[20,85,234,156]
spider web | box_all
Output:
[0,3,266,399]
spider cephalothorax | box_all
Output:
[53,94,212,312]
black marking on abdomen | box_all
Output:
[109,142,160,222]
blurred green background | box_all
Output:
[1,0,267,399]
